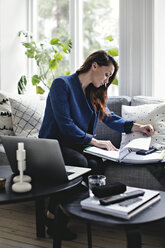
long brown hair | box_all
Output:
[76,50,119,120]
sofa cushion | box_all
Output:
[120,103,165,150]
[9,95,45,138]
[0,92,14,137]
[131,95,165,106]
[104,161,165,190]
[95,96,131,148]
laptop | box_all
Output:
[1,136,91,183]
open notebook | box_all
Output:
[84,137,165,164]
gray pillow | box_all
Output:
[131,95,165,106]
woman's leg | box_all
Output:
[60,146,88,167]
[47,146,104,212]
[46,190,78,240]
[61,145,104,173]
[46,146,104,239]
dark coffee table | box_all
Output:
[62,187,165,248]
[0,165,82,248]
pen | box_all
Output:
[160,151,165,161]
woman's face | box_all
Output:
[91,62,115,88]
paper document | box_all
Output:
[119,136,151,161]
[84,137,165,164]
[124,136,151,151]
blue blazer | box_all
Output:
[39,73,131,146]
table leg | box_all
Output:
[53,206,62,248]
[35,198,45,238]
[87,223,92,248]
[126,228,141,248]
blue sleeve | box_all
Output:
[49,78,93,144]
[102,106,134,133]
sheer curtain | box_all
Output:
[119,0,154,97]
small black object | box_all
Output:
[92,182,126,198]
[136,147,157,155]
[100,190,145,206]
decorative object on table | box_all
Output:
[17,30,72,94]
[0,177,6,190]
[12,142,32,193]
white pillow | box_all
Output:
[0,92,14,136]
[120,103,165,150]
[9,95,46,138]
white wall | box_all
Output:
[0,0,29,93]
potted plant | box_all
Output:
[17,31,72,94]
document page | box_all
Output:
[84,146,120,162]
[123,150,164,164]
[124,136,151,151]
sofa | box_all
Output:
[95,95,165,191]
[0,92,165,191]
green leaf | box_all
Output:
[65,70,70,75]
[50,38,63,46]
[54,52,63,61]
[48,78,53,89]
[49,59,59,71]
[36,85,45,94]
[104,35,114,42]
[63,39,72,54]
[25,49,35,58]
[32,75,41,85]
[108,48,118,57]
[17,75,27,94]
[22,42,32,48]
[112,78,118,86]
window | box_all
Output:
[35,0,119,95]
[83,0,119,96]
[36,0,70,76]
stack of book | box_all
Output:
[80,186,160,220]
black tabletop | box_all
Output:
[62,188,165,227]
[0,165,82,204]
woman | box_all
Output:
[39,50,154,239]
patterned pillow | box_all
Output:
[0,92,14,136]
[120,103,165,150]
[9,95,46,138]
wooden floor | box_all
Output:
[0,200,165,248]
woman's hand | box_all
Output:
[89,138,118,151]
[132,123,154,137]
